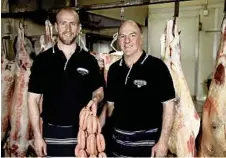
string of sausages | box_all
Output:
[75,106,106,157]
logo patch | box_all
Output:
[77,67,89,76]
[133,80,147,88]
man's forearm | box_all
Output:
[99,104,107,127]
[159,99,175,144]
[28,93,42,139]
[92,87,104,103]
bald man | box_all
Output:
[28,7,104,157]
[99,20,175,157]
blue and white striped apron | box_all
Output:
[112,128,160,157]
[43,122,77,157]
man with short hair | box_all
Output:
[100,20,175,157]
[28,7,104,157]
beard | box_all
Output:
[58,32,77,45]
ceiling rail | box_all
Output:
[77,0,193,11]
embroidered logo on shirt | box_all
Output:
[133,80,147,88]
[77,67,89,76]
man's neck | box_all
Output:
[124,49,143,68]
[57,41,77,60]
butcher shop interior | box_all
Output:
[1,0,226,157]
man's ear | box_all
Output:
[55,22,58,33]
[140,34,144,45]
[78,24,82,35]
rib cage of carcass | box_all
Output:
[198,19,226,157]
[160,19,200,157]
[1,45,16,143]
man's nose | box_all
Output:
[123,36,130,43]
[66,24,72,31]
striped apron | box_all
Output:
[43,122,77,157]
[112,128,160,157]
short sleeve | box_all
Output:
[106,65,116,102]
[28,55,44,94]
[90,57,104,92]
[158,61,175,103]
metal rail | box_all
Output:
[77,0,193,11]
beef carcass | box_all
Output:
[160,19,200,157]
[1,46,16,142]
[198,19,226,157]
[5,26,33,157]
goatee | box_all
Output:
[59,35,77,45]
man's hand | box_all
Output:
[151,140,168,157]
[87,98,98,116]
[34,137,47,157]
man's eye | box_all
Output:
[60,22,67,26]
[71,22,76,26]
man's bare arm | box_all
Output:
[28,92,42,139]
[151,99,175,157]
[99,101,114,127]
[87,87,104,116]
[159,99,175,144]
[92,87,104,103]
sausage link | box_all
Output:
[87,134,96,155]
[98,152,107,157]
[79,149,87,157]
[74,144,80,156]
[92,116,98,134]
[87,115,93,134]
[96,134,105,152]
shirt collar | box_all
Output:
[119,50,149,67]
[53,43,82,57]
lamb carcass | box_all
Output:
[161,19,200,157]
[198,19,226,157]
[6,26,33,157]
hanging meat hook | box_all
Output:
[172,0,179,37]
[19,18,24,30]
[222,0,226,25]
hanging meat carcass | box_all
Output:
[1,46,16,142]
[37,20,56,55]
[100,52,123,83]
[198,19,226,157]
[5,25,33,157]
[160,19,200,157]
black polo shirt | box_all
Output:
[106,51,175,131]
[28,44,103,127]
